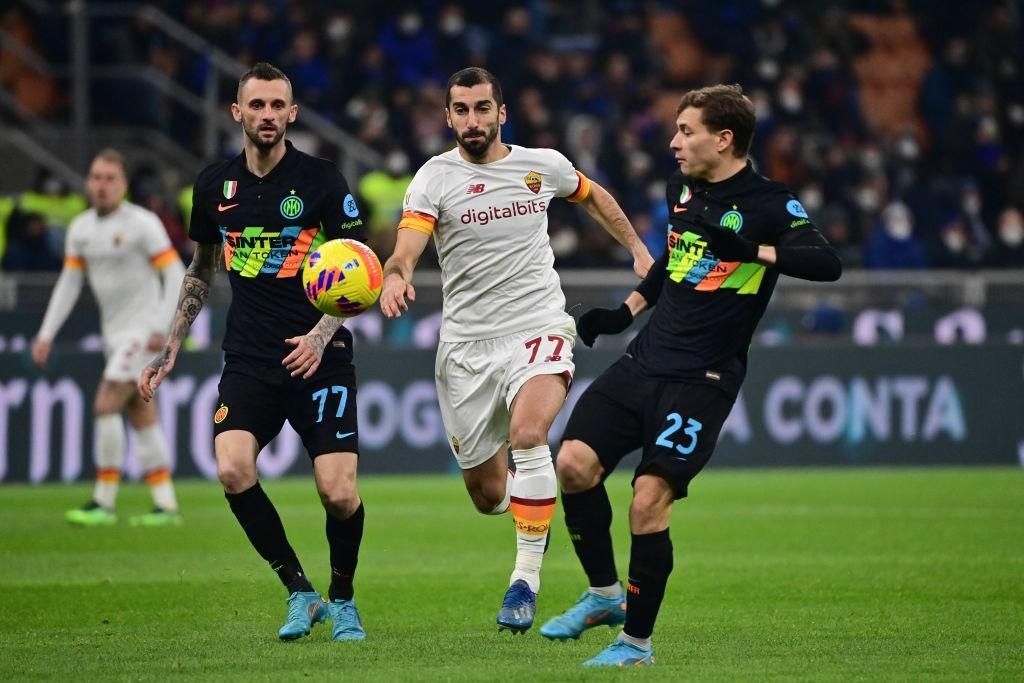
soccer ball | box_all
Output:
[302,239,383,317]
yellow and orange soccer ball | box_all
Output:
[302,239,383,317]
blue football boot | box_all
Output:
[583,639,654,667]
[327,599,366,641]
[278,591,327,641]
[496,579,536,633]
[539,589,626,640]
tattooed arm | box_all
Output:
[282,313,345,379]
[139,242,222,401]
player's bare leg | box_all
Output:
[217,430,324,640]
[461,442,510,514]
[313,452,366,641]
[66,380,134,525]
[540,440,627,640]
[125,391,180,525]
[492,373,567,632]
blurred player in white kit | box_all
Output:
[32,148,186,527]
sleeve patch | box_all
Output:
[150,248,179,269]
[566,171,591,203]
[397,210,436,235]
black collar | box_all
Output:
[237,139,300,182]
[693,160,755,196]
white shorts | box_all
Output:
[435,318,576,469]
[102,332,152,383]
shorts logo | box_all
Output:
[719,210,743,232]
[343,193,360,218]
[450,435,460,455]
[786,199,808,218]
[524,171,542,194]
[280,192,304,219]
[223,180,237,199]
[214,404,229,424]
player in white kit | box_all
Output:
[380,68,653,632]
[32,149,186,527]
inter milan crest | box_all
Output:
[524,171,542,194]
[223,180,237,199]
[280,190,304,219]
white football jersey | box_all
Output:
[399,145,590,341]
[63,202,179,341]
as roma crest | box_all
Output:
[524,171,542,194]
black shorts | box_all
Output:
[562,355,734,499]
[213,356,359,459]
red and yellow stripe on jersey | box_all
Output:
[566,171,592,203]
[150,248,179,269]
[398,210,436,235]
[64,255,85,270]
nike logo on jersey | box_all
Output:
[336,431,355,439]
[672,204,688,214]
[218,203,240,212]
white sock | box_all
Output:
[590,582,623,599]
[508,445,556,594]
[618,631,652,651]
[486,469,514,515]
[92,414,124,510]
[136,424,178,513]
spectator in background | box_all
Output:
[357,149,413,258]
[927,215,984,269]
[1,211,62,271]
[986,207,1024,268]
[864,201,927,269]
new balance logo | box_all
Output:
[466,183,485,194]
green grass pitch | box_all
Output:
[1,468,1022,681]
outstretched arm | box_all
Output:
[138,242,222,400]
[32,264,85,369]
[577,181,654,278]
[380,228,431,318]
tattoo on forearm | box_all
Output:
[168,244,221,346]
[306,315,344,353]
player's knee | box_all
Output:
[508,424,547,451]
[555,442,602,492]
[468,485,504,514]
[217,459,256,493]
[319,489,359,518]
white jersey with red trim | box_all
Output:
[399,145,590,342]
[63,202,179,341]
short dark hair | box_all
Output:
[445,67,503,109]
[677,84,756,158]
[237,62,292,103]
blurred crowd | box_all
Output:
[2,0,1023,272]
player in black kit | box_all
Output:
[539,85,842,667]
[139,63,369,642]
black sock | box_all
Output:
[326,502,364,601]
[624,529,673,639]
[562,484,618,587]
[225,483,313,595]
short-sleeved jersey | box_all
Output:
[628,162,823,398]
[399,145,590,342]
[189,141,366,364]
[64,202,178,341]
